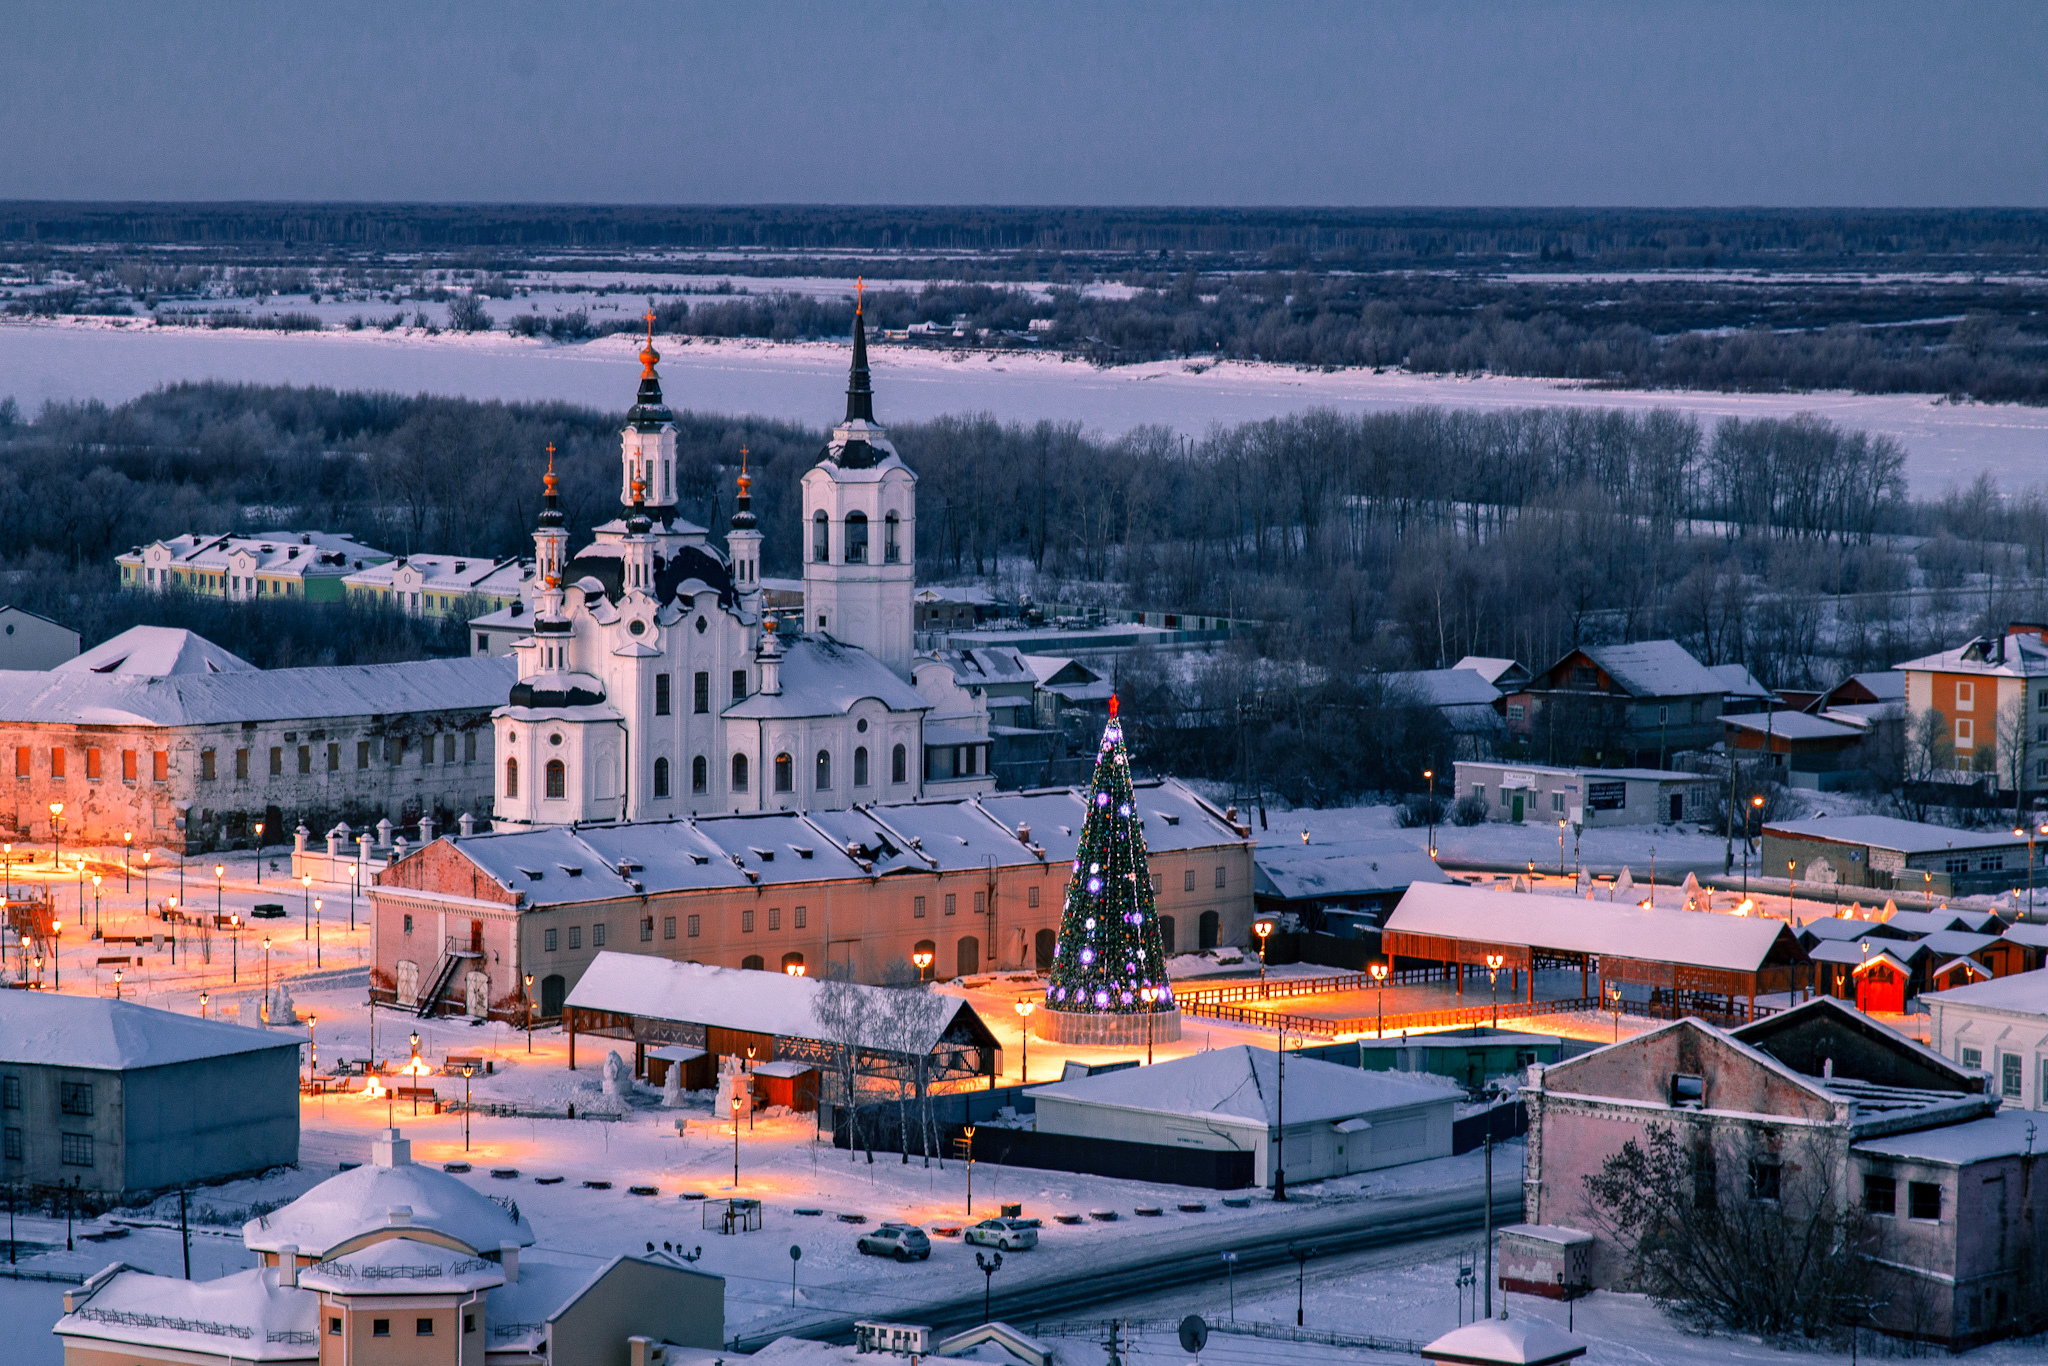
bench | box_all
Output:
[95,955,134,968]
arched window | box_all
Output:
[956,935,980,977]
[883,512,901,563]
[545,759,566,800]
[741,955,765,972]
[891,743,907,784]
[845,511,868,563]
[653,757,670,798]
[1034,928,1056,970]
[781,951,805,973]
[504,757,519,798]
[812,510,829,563]
[854,746,869,786]
[691,755,708,793]
[731,753,748,792]
[774,752,794,792]
[815,749,831,789]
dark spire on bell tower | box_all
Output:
[845,277,874,424]
[539,443,564,527]
[628,310,673,430]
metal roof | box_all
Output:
[0,654,516,727]
[1766,815,2022,856]
[61,626,256,677]
[0,993,302,1070]
[724,636,928,719]
[1386,882,1799,974]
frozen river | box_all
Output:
[5,318,2047,496]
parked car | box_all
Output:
[856,1224,932,1262]
[964,1217,1038,1251]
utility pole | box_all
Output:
[180,1189,191,1279]
[1272,1021,1287,1201]
[1483,1135,1494,1318]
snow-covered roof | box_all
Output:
[1458,760,1705,783]
[1422,1314,1587,1365]
[1497,1223,1594,1246]
[117,529,388,578]
[1766,815,2022,855]
[1723,710,1865,741]
[1253,845,1453,901]
[343,553,531,598]
[244,1129,534,1258]
[56,1264,315,1360]
[1895,631,2048,679]
[1708,662,1776,701]
[1385,882,1799,974]
[60,626,255,677]
[564,952,986,1056]
[1808,940,1916,968]
[1853,1109,2048,1166]
[1922,965,2048,1014]
[1452,656,1524,687]
[1880,908,1992,935]
[1028,1044,1456,1128]
[1998,923,2048,950]
[725,636,928,719]
[931,647,1038,688]
[301,1233,506,1295]
[1383,668,1506,708]
[1919,929,2000,957]
[0,654,514,727]
[1567,641,1726,698]
[0,993,301,1070]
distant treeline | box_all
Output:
[10,204,2048,271]
[9,379,2048,800]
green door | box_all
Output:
[1511,793,1524,822]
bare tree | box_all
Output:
[810,968,872,1163]
[1898,707,1955,822]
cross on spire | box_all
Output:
[855,276,864,316]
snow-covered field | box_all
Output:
[2,318,2043,495]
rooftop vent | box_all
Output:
[455,561,467,573]
[300,534,311,544]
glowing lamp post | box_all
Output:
[199,991,208,1019]
[113,966,122,1000]
[1370,961,1389,1038]
[253,823,264,884]
[784,961,805,977]
[122,832,132,892]
[313,897,322,968]
[141,850,150,912]
[461,1062,475,1152]
[1423,769,1436,856]
[912,948,933,983]
[1485,953,1506,1029]
[229,912,240,984]
[50,921,60,989]
[1013,1000,1035,1084]
[91,874,101,935]
[731,1093,743,1188]
[1253,919,1275,989]
[1140,984,1160,1064]
[48,802,62,868]
[214,864,225,921]
[407,1032,425,1117]
[523,973,535,1052]
[962,1124,977,1215]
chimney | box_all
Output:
[386,1206,414,1227]
[459,812,477,838]
[279,1246,299,1287]
[500,1242,520,1283]
[1017,823,1031,845]
[372,1128,412,1167]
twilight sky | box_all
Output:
[3,1,2044,205]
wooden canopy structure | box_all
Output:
[1384,882,1812,1022]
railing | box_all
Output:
[1183,995,1601,1039]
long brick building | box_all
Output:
[368,777,1255,1014]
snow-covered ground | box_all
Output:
[2,318,2042,495]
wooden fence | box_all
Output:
[1183,995,1601,1039]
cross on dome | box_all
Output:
[639,310,660,376]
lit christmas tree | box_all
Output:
[1039,696,1182,1045]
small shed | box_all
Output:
[751,1059,820,1112]
[1496,1224,1595,1299]
[1421,1315,1587,1366]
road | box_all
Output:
[729,1176,1523,1349]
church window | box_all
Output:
[768,908,780,931]
[592,924,606,948]
[653,757,670,798]
[693,672,709,713]
[545,760,566,800]
[568,926,581,950]
[775,753,793,792]
[692,755,707,793]
[269,747,282,776]
[1028,886,1040,908]
[233,748,247,780]
[328,743,340,772]
[358,741,371,770]
[854,746,869,786]
[813,511,829,563]
[944,894,957,916]
[845,512,868,563]
[504,758,518,798]
[655,673,671,716]
[892,744,907,784]
[121,749,136,781]
[794,905,806,928]
[85,748,101,781]
[663,916,676,939]
[731,754,749,792]
[687,914,701,938]
[465,732,477,762]
[733,670,747,702]
[442,734,455,764]
[14,747,27,779]
[299,744,312,774]
[884,513,900,563]
[742,910,755,934]
[914,896,926,918]
[816,750,831,789]
[201,749,216,782]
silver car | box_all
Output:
[857,1223,932,1262]
[964,1217,1038,1251]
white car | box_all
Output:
[963,1217,1038,1251]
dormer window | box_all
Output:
[1671,1074,1705,1109]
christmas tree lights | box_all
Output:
[1039,696,1181,1044]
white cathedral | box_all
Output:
[488,306,995,829]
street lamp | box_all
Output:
[1607,980,1623,1041]
[409,1032,421,1118]
[50,921,60,989]
[214,864,225,920]
[963,1124,977,1215]
[91,874,101,935]
[253,823,264,884]
[302,874,312,941]
[122,832,132,892]
[1787,859,1797,915]
[1253,918,1275,988]
[306,1013,317,1088]
[462,1062,475,1152]
[912,948,933,982]
[524,973,535,1052]
[1423,769,1436,856]
[731,1092,743,1187]
[314,897,322,968]
[1013,999,1035,1084]
[113,966,122,1000]
[48,802,62,868]
[784,961,805,977]
[199,991,209,1019]
[1485,953,1505,1028]
[976,1249,1003,1322]
[1370,961,1389,1038]
[1557,819,1567,877]
[229,912,239,984]
[142,850,151,911]
[1743,794,1763,896]
[1140,984,1160,1064]
[262,937,272,1007]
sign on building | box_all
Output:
[1587,781,1627,811]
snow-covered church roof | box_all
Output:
[725,635,928,719]
[243,1129,534,1258]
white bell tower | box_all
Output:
[801,294,916,677]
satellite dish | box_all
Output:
[1178,1314,1208,1354]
